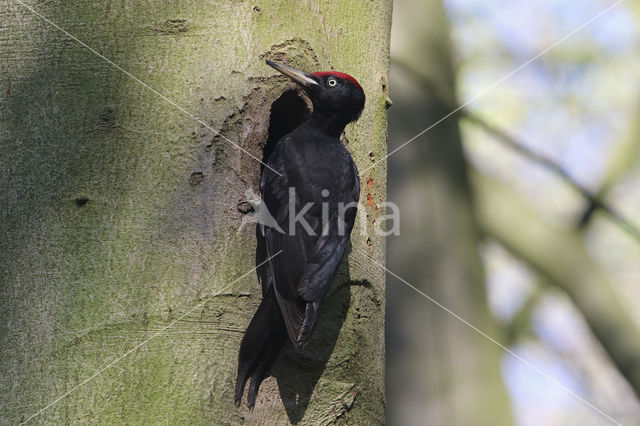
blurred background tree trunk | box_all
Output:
[0,1,391,424]
[386,0,514,424]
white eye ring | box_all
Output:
[328,79,337,87]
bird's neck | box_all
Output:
[306,110,348,138]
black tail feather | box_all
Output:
[235,287,287,408]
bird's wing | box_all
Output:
[260,136,360,346]
[297,155,360,301]
[295,164,359,343]
[260,137,316,345]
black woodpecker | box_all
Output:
[234,60,365,408]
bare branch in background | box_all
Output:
[462,111,640,243]
[583,110,640,226]
[472,170,640,397]
[392,55,640,243]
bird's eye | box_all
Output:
[328,79,337,87]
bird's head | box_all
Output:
[266,60,365,127]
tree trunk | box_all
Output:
[0,1,391,424]
[386,0,514,424]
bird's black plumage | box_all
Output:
[235,61,365,408]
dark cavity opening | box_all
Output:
[74,196,89,207]
[262,90,311,169]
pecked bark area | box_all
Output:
[0,1,391,424]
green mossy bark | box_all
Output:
[0,1,391,424]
